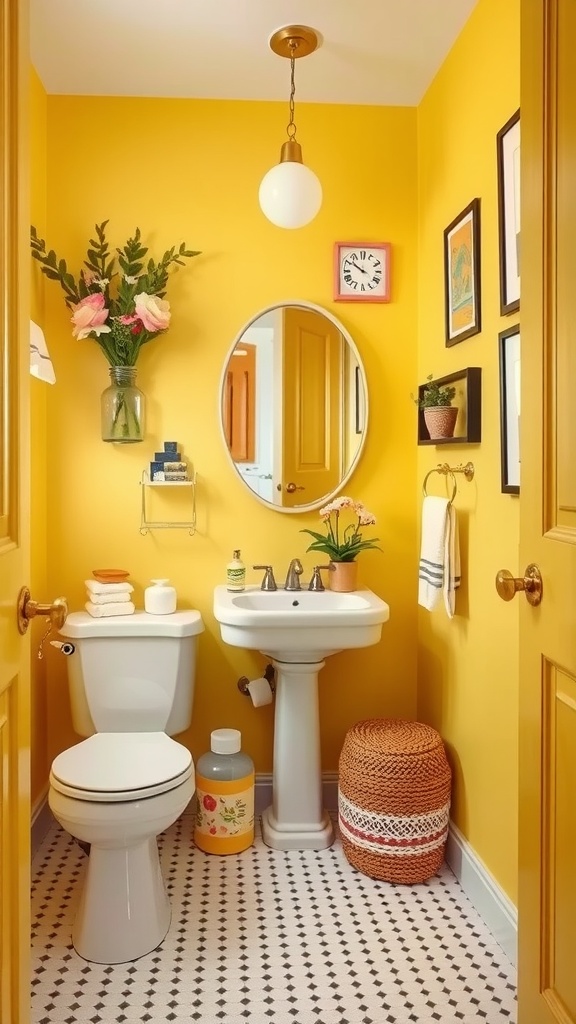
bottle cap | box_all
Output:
[233,550,241,560]
[211,728,241,755]
[150,579,169,586]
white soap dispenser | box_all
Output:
[144,578,177,615]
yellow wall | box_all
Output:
[36,97,419,774]
[29,67,49,811]
[416,0,520,901]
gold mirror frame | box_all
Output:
[218,300,369,514]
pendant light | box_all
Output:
[259,25,322,230]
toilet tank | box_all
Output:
[59,610,204,737]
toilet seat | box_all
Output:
[50,732,194,802]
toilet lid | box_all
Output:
[50,733,193,801]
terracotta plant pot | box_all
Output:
[423,405,458,440]
[329,560,358,593]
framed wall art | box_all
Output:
[497,109,520,315]
[498,324,520,494]
[444,198,481,347]
[334,242,391,302]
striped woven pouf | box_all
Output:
[338,719,451,883]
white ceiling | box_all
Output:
[30,0,478,107]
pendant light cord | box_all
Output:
[286,48,297,142]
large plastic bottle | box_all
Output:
[194,729,255,854]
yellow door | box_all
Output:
[518,2,576,1022]
[280,306,342,508]
[0,2,31,1022]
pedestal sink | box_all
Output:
[213,584,390,851]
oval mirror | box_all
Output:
[219,301,368,512]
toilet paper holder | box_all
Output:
[237,662,276,696]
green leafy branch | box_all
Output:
[31,226,81,307]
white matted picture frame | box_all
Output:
[497,109,520,315]
[498,324,520,494]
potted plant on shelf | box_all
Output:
[301,497,381,593]
[413,374,458,440]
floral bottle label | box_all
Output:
[194,773,255,855]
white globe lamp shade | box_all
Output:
[259,160,322,229]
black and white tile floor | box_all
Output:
[31,812,517,1024]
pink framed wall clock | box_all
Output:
[334,242,391,302]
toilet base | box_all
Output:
[49,773,194,963]
[74,837,170,963]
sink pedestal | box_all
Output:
[261,659,334,852]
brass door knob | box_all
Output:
[495,564,543,606]
[274,481,305,493]
[17,586,68,635]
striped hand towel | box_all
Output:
[418,496,461,617]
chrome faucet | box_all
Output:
[284,558,303,591]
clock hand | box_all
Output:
[349,258,368,274]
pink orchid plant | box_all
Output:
[301,496,381,563]
[31,221,200,366]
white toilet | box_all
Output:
[48,609,204,964]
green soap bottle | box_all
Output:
[226,549,246,592]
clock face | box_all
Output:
[334,242,390,302]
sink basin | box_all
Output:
[213,584,389,662]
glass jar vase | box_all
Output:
[101,366,145,443]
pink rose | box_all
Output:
[203,794,217,812]
[209,826,217,835]
[71,293,111,340]
[134,292,171,332]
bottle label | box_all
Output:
[194,773,254,853]
[227,567,245,583]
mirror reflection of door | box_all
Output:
[279,305,342,508]
[220,302,368,512]
[223,343,256,463]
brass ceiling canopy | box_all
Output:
[268,25,320,60]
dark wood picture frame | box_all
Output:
[498,324,520,494]
[497,109,520,316]
[444,198,482,347]
[416,367,482,445]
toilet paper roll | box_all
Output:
[247,676,273,707]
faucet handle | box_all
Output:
[253,565,278,591]
[308,564,335,592]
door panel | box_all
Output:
[0,1,30,1021]
[519,1,576,1022]
[281,306,342,508]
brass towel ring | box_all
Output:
[422,461,475,505]
[422,467,457,504]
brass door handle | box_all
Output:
[495,564,543,606]
[17,586,68,635]
[278,481,303,493]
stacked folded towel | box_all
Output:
[85,579,135,618]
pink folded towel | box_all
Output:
[85,601,135,618]
[85,590,132,605]
[85,579,134,596]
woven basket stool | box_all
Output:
[338,719,451,884]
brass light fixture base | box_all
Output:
[269,25,320,59]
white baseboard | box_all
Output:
[445,821,518,966]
